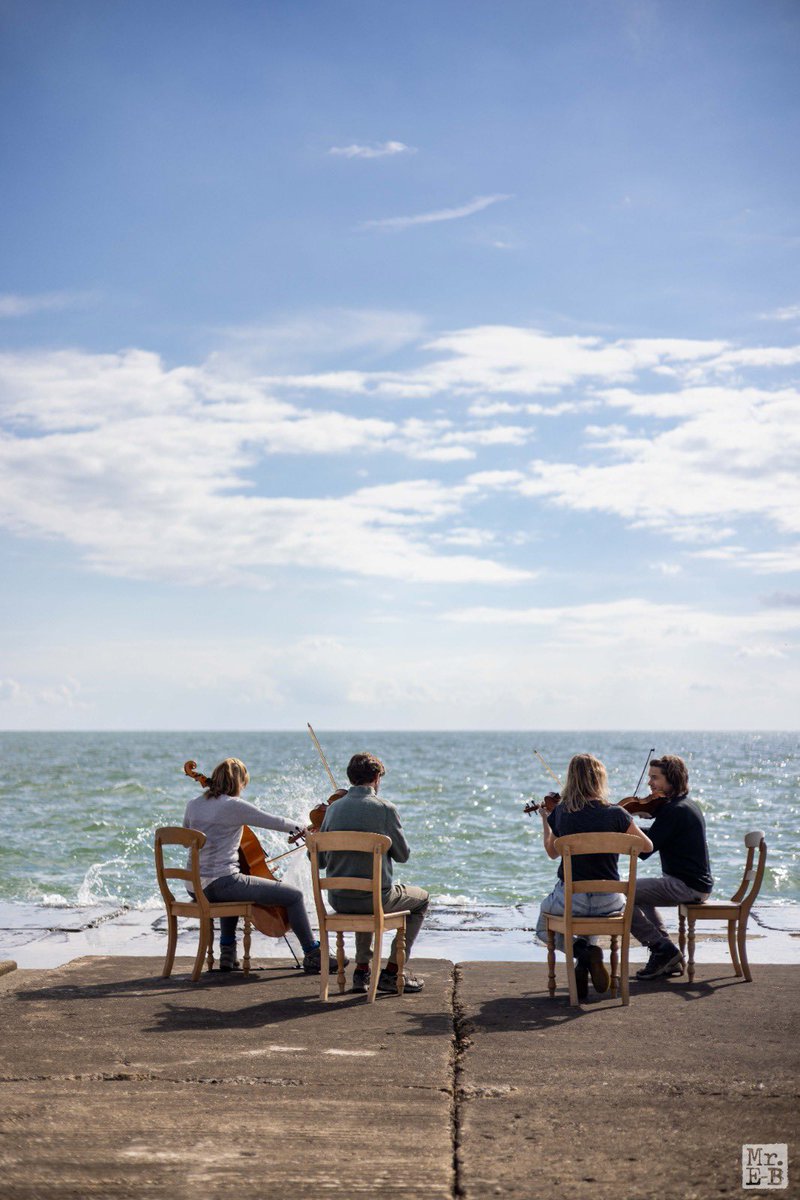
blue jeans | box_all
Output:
[203,872,316,953]
[536,879,624,954]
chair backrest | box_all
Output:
[154,826,209,913]
[306,831,392,922]
[729,830,767,912]
[553,833,642,926]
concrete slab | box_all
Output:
[0,956,454,1199]
[455,961,800,1200]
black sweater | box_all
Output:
[640,794,713,893]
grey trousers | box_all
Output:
[331,883,430,966]
[631,874,710,947]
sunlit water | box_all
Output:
[1,731,797,918]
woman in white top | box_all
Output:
[183,757,337,973]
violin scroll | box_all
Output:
[523,791,561,817]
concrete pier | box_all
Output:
[0,956,797,1198]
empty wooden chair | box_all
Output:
[679,830,767,983]
[306,831,410,1003]
[545,832,642,1006]
[154,826,255,982]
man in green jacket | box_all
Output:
[319,751,428,994]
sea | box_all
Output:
[1,730,798,915]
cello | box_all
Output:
[183,760,292,941]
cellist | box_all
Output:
[183,757,342,974]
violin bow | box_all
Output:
[632,747,656,797]
[307,723,339,790]
[533,748,563,790]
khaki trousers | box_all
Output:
[331,883,430,965]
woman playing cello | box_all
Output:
[183,757,341,974]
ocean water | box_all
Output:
[1,731,797,917]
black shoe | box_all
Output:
[352,967,371,994]
[377,968,425,994]
[574,957,590,1002]
[219,944,240,972]
[636,942,684,980]
[302,944,349,975]
[579,945,610,994]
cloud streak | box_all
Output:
[329,140,416,159]
[361,194,512,231]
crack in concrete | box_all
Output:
[449,963,472,1199]
[0,1072,303,1086]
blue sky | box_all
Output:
[1,0,799,730]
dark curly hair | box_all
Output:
[346,752,386,786]
[650,755,689,797]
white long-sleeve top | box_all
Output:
[183,791,300,889]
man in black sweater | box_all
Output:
[631,755,713,979]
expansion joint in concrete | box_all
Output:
[449,963,471,1199]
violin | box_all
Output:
[288,788,348,844]
[617,792,669,818]
[182,759,290,939]
[523,791,561,817]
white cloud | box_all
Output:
[760,304,800,322]
[328,140,416,159]
[0,348,532,587]
[361,194,512,231]
[0,291,97,318]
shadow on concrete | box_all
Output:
[12,965,303,1004]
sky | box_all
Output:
[1,0,799,731]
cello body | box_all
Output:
[237,825,292,939]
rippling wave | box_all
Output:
[0,730,796,910]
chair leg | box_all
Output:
[687,917,696,983]
[728,919,743,977]
[336,932,346,994]
[368,929,382,1003]
[395,921,407,995]
[610,935,619,998]
[242,915,251,976]
[737,916,752,983]
[546,929,556,997]
[564,944,579,1006]
[678,911,686,959]
[192,920,210,982]
[320,927,330,1002]
[620,935,630,1006]
[162,913,178,978]
[206,918,215,972]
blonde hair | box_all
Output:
[206,758,249,799]
[560,753,609,813]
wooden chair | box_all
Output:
[545,833,642,1006]
[306,831,410,1003]
[679,830,767,983]
[154,826,255,982]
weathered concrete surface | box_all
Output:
[456,962,800,1200]
[0,956,454,1199]
[2,957,799,1200]
[0,960,16,977]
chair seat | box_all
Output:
[324,910,410,933]
[546,914,626,936]
[680,902,740,919]
[170,901,254,918]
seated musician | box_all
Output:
[626,755,713,980]
[536,753,653,1001]
[318,752,429,995]
[183,757,340,974]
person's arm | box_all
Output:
[541,807,559,859]
[384,803,410,863]
[227,797,302,838]
[623,814,653,854]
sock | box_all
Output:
[385,962,399,975]
[356,963,370,973]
